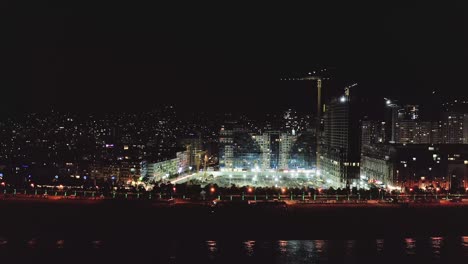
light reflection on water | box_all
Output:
[404,237,416,255]
[376,239,384,252]
[345,240,356,257]
[206,240,218,260]
[463,236,468,247]
[314,239,326,254]
[243,240,255,256]
[0,237,467,263]
[199,238,468,263]
[431,237,443,256]
[278,240,288,253]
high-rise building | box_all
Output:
[440,112,467,144]
[395,120,434,144]
[321,94,361,187]
[385,104,421,143]
[398,105,419,120]
[361,120,387,146]
[283,109,299,134]
[431,122,442,144]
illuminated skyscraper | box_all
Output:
[321,94,361,187]
[441,112,467,144]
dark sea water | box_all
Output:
[0,236,467,264]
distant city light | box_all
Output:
[340,96,346,103]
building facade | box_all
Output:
[140,150,190,183]
[361,120,387,146]
[360,144,468,191]
[395,121,434,144]
[440,112,468,144]
[89,161,140,185]
[219,123,308,171]
[321,95,361,188]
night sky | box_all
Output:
[2,3,468,116]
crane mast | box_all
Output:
[281,71,328,174]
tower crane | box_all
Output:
[344,83,358,96]
[195,150,209,179]
[280,69,329,173]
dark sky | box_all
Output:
[2,3,468,116]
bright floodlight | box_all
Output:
[340,96,346,102]
[386,100,391,105]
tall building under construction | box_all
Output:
[320,94,361,188]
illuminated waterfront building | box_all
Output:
[360,144,468,191]
[219,123,312,171]
[140,151,190,182]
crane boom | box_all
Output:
[280,71,329,174]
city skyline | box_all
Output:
[1,5,468,262]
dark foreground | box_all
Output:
[0,200,467,263]
[0,199,467,240]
